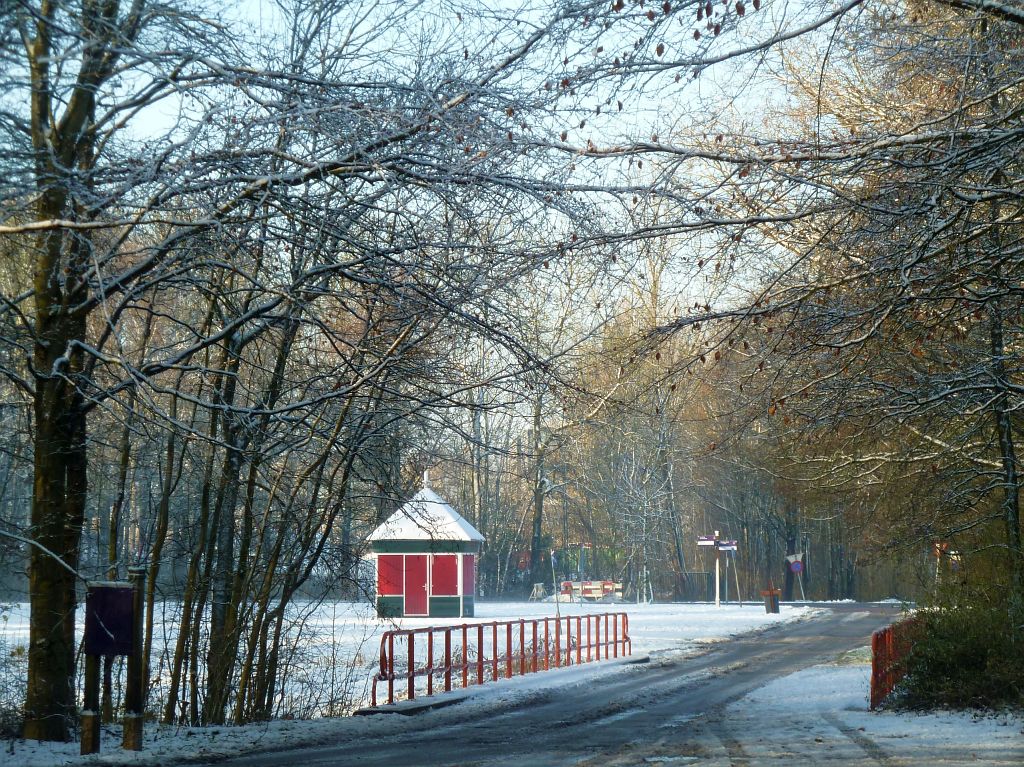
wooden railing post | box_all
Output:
[532,621,539,672]
[519,619,526,675]
[544,618,550,670]
[427,631,434,697]
[388,633,395,704]
[613,614,619,658]
[408,634,416,701]
[576,617,582,665]
[461,625,469,688]
[557,614,565,667]
[477,624,484,685]
[444,629,452,692]
[492,623,499,681]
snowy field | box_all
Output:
[2,600,1022,765]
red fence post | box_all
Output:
[462,625,469,688]
[555,618,562,668]
[408,633,415,701]
[506,622,513,678]
[576,617,582,665]
[544,618,550,670]
[519,620,526,675]
[477,624,484,685]
[532,621,538,672]
[388,632,395,704]
[492,623,499,681]
[870,629,881,709]
[372,634,387,706]
[427,631,434,697]
[564,617,571,666]
[444,629,452,692]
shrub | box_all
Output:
[893,597,1024,709]
[0,604,26,738]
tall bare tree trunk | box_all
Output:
[528,396,546,593]
[25,184,89,739]
[989,299,1024,605]
[25,334,87,740]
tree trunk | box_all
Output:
[782,508,797,602]
[24,315,88,740]
[528,397,546,593]
[989,300,1024,606]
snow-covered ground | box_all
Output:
[725,650,1024,765]
[0,598,813,721]
[4,601,1022,766]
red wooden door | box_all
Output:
[404,554,428,615]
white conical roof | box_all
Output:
[367,488,485,542]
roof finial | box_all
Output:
[423,469,430,489]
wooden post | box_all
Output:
[122,566,146,751]
[427,632,434,697]
[461,625,468,688]
[477,625,484,684]
[407,634,415,701]
[81,653,100,755]
[444,629,452,692]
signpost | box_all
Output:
[786,553,806,600]
[697,534,741,607]
[81,567,146,755]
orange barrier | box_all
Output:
[371,612,631,706]
[869,615,922,709]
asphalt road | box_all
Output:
[212,603,905,767]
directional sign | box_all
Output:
[697,535,717,546]
[717,540,738,551]
[790,560,803,574]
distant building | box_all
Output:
[366,488,484,618]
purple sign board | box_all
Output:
[84,583,135,656]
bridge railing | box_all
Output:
[869,614,922,709]
[370,612,631,706]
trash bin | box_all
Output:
[760,588,780,614]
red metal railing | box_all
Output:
[869,615,922,709]
[370,612,631,706]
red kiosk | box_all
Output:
[368,488,484,618]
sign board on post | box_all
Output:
[81,573,146,756]
[84,583,135,656]
[697,535,717,546]
[790,560,803,574]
